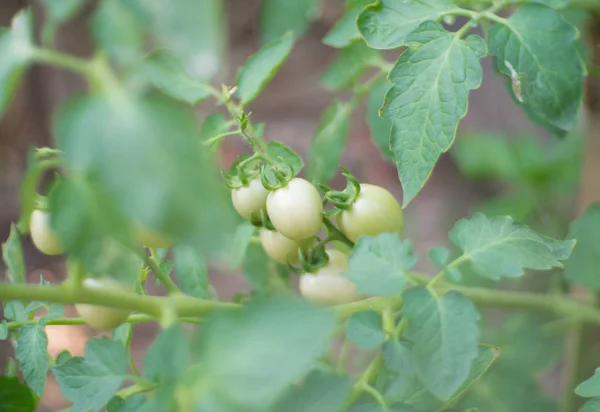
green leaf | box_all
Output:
[56,93,234,251]
[402,286,480,400]
[260,0,319,43]
[0,377,37,412]
[225,222,256,270]
[577,369,600,398]
[270,369,352,412]
[144,325,190,383]
[451,132,518,180]
[428,246,450,267]
[366,79,393,161]
[324,0,373,48]
[199,113,231,148]
[0,9,34,117]
[53,337,128,412]
[346,311,385,350]
[91,0,144,64]
[383,22,485,206]
[112,323,132,347]
[4,301,26,322]
[379,342,498,409]
[16,322,49,396]
[2,224,25,284]
[55,350,72,365]
[133,0,225,79]
[581,399,600,412]
[42,0,85,22]
[564,204,600,290]
[235,32,294,105]
[344,234,417,296]
[267,141,304,176]
[144,51,213,104]
[173,244,212,299]
[450,213,575,280]
[0,321,8,340]
[307,100,350,185]
[438,345,500,410]
[242,244,272,291]
[357,0,460,49]
[107,394,148,412]
[487,4,584,132]
[321,42,380,91]
[194,296,335,410]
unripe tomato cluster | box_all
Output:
[28,209,165,331]
[230,172,404,305]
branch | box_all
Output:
[5,313,203,329]
[138,250,180,294]
[335,277,600,325]
[0,283,237,318]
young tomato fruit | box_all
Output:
[336,184,404,243]
[231,177,270,220]
[266,178,323,240]
[259,228,312,264]
[30,209,63,256]
[75,278,131,331]
[299,249,361,305]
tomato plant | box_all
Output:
[0,0,598,411]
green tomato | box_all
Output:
[336,184,404,243]
[231,177,270,220]
[266,178,323,240]
[75,278,131,331]
[134,224,173,249]
[30,209,64,256]
[299,250,362,305]
[259,228,312,264]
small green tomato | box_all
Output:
[30,209,63,256]
[299,250,361,305]
[266,178,323,240]
[336,184,404,243]
[259,228,312,265]
[231,177,270,220]
[75,278,131,331]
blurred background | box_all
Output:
[0,0,594,410]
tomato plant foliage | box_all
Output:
[0,0,597,411]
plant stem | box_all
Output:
[340,354,385,411]
[5,313,201,329]
[322,218,355,249]
[561,322,585,412]
[428,255,468,288]
[32,48,93,76]
[139,249,180,294]
[0,283,237,318]
[203,130,241,147]
[116,381,158,400]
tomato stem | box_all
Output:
[322,217,354,249]
[140,249,181,295]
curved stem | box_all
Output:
[116,381,158,400]
[340,354,384,411]
[322,218,355,249]
[32,48,93,76]
[139,249,180,294]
